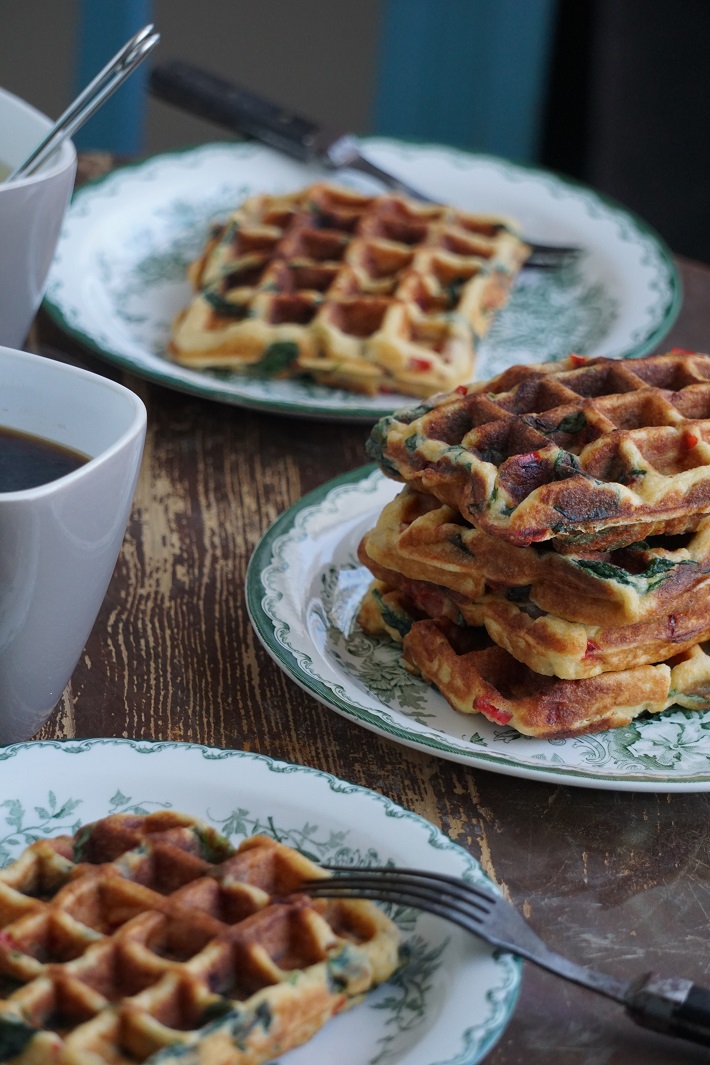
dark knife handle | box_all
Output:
[149,60,320,162]
[626,973,710,1046]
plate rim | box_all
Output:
[42,138,681,421]
[246,464,710,792]
[0,735,521,1065]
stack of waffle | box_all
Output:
[169,182,530,397]
[0,812,400,1065]
[360,351,710,738]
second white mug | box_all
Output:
[0,86,77,347]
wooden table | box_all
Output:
[30,158,710,1062]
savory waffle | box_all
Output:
[0,812,400,1065]
[361,485,710,626]
[360,584,710,734]
[400,617,710,738]
[359,573,710,680]
[366,351,710,547]
[169,182,530,397]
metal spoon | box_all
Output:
[5,23,160,184]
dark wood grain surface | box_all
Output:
[29,158,710,1062]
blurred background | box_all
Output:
[2,0,708,262]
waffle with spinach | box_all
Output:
[359,573,710,680]
[168,182,529,397]
[360,593,710,738]
[0,812,400,1065]
[361,485,710,626]
[366,351,710,546]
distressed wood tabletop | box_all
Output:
[29,156,710,1064]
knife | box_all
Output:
[149,60,580,270]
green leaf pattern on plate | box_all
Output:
[371,936,449,1065]
[319,562,434,722]
[604,711,710,773]
[0,794,82,866]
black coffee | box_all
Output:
[0,426,89,491]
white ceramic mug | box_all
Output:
[0,87,77,347]
[0,347,146,742]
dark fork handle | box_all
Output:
[525,243,581,269]
[626,973,710,1047]
[150,60,325,162]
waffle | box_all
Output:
[359,603,710,737]
[359,572,710,679]
[366,351,710,547]
[361,485,710,626]
[0,812,401,1065]
[168,182,530,397]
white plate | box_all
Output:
[0,737,518,1064]
[247,467,710,792]
[43,140,680,421]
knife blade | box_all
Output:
[149,60,580,268]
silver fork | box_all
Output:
[304,866,710,1048]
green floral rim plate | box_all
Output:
[0,737,518,1064]
[247,466,710,791]
[43,140,680,421]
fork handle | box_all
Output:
[150,60,322,162]
[625,973,710,1046]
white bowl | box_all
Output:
[0,86,77,346]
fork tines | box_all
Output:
[304,866,498,935]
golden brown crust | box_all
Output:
[479,590,710,679]
[361,564,710,680]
